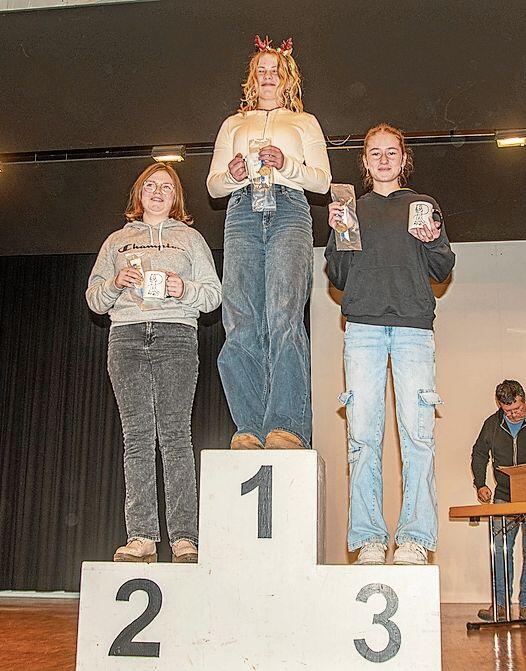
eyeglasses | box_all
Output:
[142,180,175,195]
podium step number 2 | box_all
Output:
[76,450,441,670]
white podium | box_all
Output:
[76,450,441,670]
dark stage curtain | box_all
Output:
[0,252,233,591]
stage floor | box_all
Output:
[1,598,525,670]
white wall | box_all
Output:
[311,241,526,602]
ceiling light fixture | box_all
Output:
[151,144,186,162]
[495,130,526,148]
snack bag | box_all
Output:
[247,138,276,212]
[330,183,362,251]
[124,252,166,311]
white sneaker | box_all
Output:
[356,542,387,565]
[393,541,428,565]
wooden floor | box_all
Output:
[441,604,526,671]
[1,598,78,670]
[1,598,525,670]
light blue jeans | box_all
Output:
[493,499,526,607]
[218,185,313,447]
[341,322,441,551]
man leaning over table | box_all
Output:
[471,379,526,621]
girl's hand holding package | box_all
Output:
[259,145,284,170]
[115,267,143,290]
[328,201,345,231]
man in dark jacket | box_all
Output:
[471,379,526,621]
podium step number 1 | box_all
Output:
[76,451,441,670]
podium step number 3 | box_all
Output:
[76,450,441,670]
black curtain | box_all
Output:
[0,251,233,591]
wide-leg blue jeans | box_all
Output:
[107,322,199,545]
[341,322,442,551]
[218,185,313,447]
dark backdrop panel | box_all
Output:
[1,0,525,153]
[0,251,233,591]
[323,143,526,245]
[0,156,228,255]
[1,142,526,256]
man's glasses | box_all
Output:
[143,180,175,195]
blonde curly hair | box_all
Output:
[239,49,303,114]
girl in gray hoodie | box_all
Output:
[86,163,221,563]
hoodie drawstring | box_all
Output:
[145,222,164,250]
[158,220,164,251]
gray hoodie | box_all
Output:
[86,218,221,328]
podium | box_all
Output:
[498,464,526,502]
[76,450,441,669]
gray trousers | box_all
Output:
[108,322,198,545]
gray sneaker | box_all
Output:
[356,542,387,565]
[393,541,428,565]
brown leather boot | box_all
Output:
[230,433,264,449]
[520,606,526,620]
[477,604,505,621]
[113,538,157,563]
[264,429,304,449]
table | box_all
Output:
[449,501,526,630]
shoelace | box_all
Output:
[402,542,426,557]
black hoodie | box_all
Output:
[324,188,455,330]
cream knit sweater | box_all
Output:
[206,108,331,198]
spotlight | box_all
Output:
[495,130,526,148]
[151,144,186,162]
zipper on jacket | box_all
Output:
[500,416,524,466]
[262,109,274,139]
